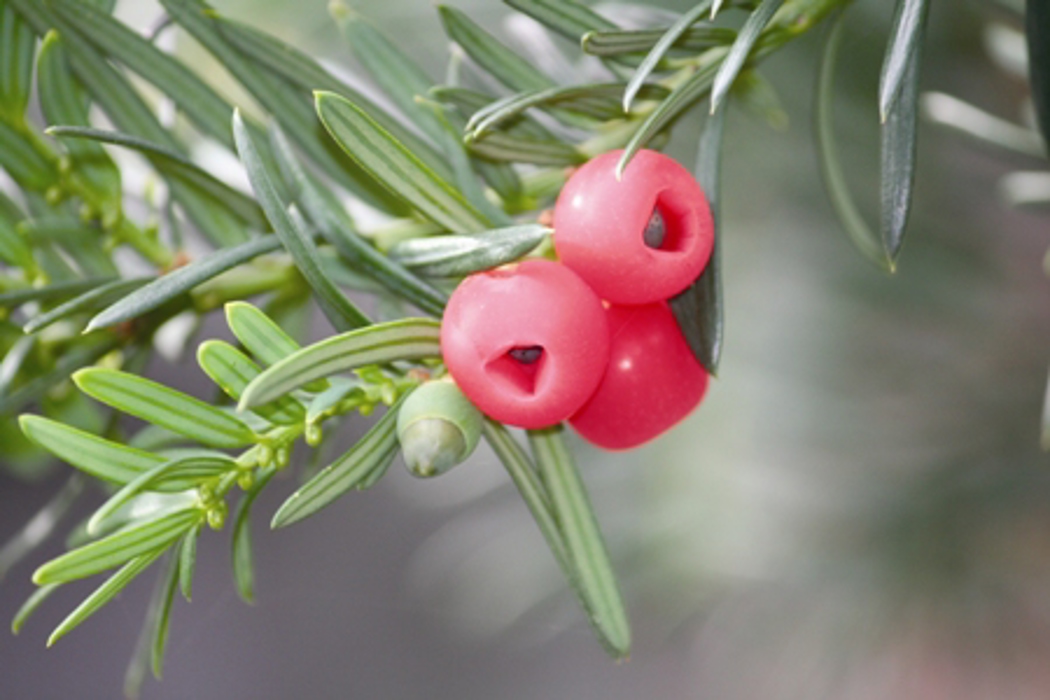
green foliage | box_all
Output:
[233,110,371,332]
[270,395,407,529]
[389,224,551,277]
[238,318,441,408]
[0,0,965,692]
[33,508,202,585]
[316,91,492,233]
[669,104,727,374]
[623,0,716,112]
[20,415,166,485]
[528,427,630,657]
[198,340,307,425]
[816,13,894,271]
[13,301,429,665]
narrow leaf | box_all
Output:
[239,318,442,409]
[159,0,406,215]
[528,426,630,658]
[504,0,618,41]
[34,508,200,585]
[232,110,370,331]
[10,0,250,247]
[12,583,61,635]
[623,1,714,112]
[120,551,179,699]
[438,5,552,93]
[431,85,555,140]
[267,124,448,317]
[582,26,736,57]
[617,53,724,175]
[213,13,454,184]
[224,301,305,366]
[468,131,586,166]
[467,82,667,139]
[815,14,894,271]
[198,340,306,425]
[36,31,122,216]
[0,0,35,119]
[23,277,149,334]
[879,2,927,262]
[389,224,549,277]
[439,4,619,126]
[482,421,568,572]
[0,118,56,190]
[88,455,237,536]
[232,466,275,603]
[0,277,115,309]
[46,126,264,228]
[879,0,931,122]
[670,105,726,373]
[177,524,199,601]
[47,549,165,646]
[86,235,282,331]
[149,553,180,679]
[271,396,406,528]
[74,368,257,449]
[316,91,491,233]
[49,0,237,147]
[19,414,163,485]
[332,4,447,146]
[416,96,516,225]
[709,0,783,113]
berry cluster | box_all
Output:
[441,149,714,450]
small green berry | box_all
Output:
[397,380,482,478]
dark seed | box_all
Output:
[508,346,543,364]
[643,207,666,249]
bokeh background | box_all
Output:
[2,0,1049,698]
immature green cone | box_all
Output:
[397,379,482,477]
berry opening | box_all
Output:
[508,345,543,364]
[645,195,691,254]
[486,346,546,396]
[642,207,666,249]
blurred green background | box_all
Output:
[2,0,1048,697]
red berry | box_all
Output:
[553,149,714,305]
[570,302,708,450]
[441,259,610,429]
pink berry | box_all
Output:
[553,149,714,305]
[441,259,610,429]
[570,302,708,450]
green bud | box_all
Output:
[305,422,322,447]
[206,501,228,530]
[397,380,482,478]
[197,483,215,505]
[237,470,255,491]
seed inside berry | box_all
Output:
[508,346,543,365]
[643,207,666,249]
